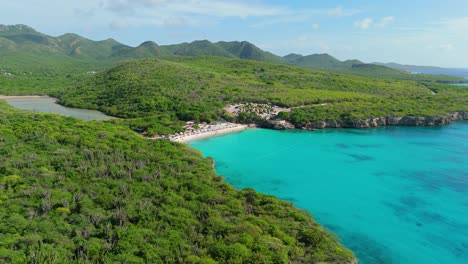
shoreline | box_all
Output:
[172,124,251,143]
[0,95,52,99]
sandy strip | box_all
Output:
[174,124,250,143]
[0,95,52,99]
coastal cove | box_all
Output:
[189,123,468,264]
[2,96,114,121]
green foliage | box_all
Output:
[0,101,355,263]
[58,56,468,129]
[284,53,466,82]
[0,23,464,95]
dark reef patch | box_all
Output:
[270,179,285,186]
[405,170,468,193]
[353,143,381,149]
[399,195,427,208]
[345,153,374,161]
[336,143,350,149]
[342,232,394,264]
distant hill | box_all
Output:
[282,53,421,79]
[112,41,162,59]
[0,24,465,83]
[0,24,285,65]
[216,41,285,64]
[283,53,365,70]
[161,40,235,57]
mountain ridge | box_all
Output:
[0,24,464,83]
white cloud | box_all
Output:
[312,23,320,29]
[106,0,285,19]
[375,16,394,28]
[104,0,294,29]
[354,18,373,29]
[354,16,394,29]
[250,15,310,28]
[328,6,361,17]
[250,6,360,28]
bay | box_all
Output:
[190,123,468,264]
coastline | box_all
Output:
[172,124,251,143]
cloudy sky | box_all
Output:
[2,0,468,67]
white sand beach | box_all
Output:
[170,123,250,143]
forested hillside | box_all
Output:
[1,24,465,86]
[0,101,355,263]
[58,57,468,132]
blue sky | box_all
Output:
[2,0,468,67]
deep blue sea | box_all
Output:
[190,123,468,264]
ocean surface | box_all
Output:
[451,83,468,87]
[190,123,468,264]
[411,68,468,79]
[4,97,114,121]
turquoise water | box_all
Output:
[451,83,468,87]
[189,123,468,264]
[4,98,114,121]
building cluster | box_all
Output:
[225,103,291,120]
[1,69,12,76]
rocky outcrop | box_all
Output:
[295,111,468,130]
[267,119,295,130]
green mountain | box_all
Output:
[112,41,163,59]
[0,25,284,65]
[161,40,235,57]
[216,41,285,64]
[0,24,465,85]
[284,53,357,70]
[56,33,129,59]
[0,24,37,35]
[0,25,130,60]
[159,40,285,64]
[281,53,462,81]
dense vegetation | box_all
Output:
[1,24,465,91]
[284,53,466,82]
[0,101,355,263]
[58,57,468,133]
[1,24,467,263]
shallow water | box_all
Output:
[190,123,468,264]
[450,83,468,87]
[4,97,114,121]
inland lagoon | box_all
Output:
[190,122,468,264]
[3,97,114,121]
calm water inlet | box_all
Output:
[4,97,114,121]
[451,83,468,87]
[189,123,468,264]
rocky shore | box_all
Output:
[267,111,468,130]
